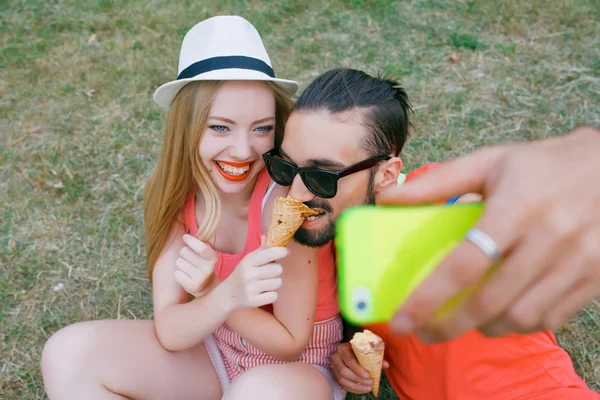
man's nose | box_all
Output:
[229,134,252,160]
[288,174,315,202]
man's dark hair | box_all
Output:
[293,68,412,156]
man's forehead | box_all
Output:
[282,109,369,165]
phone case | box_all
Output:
[335,203,485,326]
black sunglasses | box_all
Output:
[262,147,391,199]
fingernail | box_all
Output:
[363,379,373,385]
[362,372,370,379]
[390,313,414,334]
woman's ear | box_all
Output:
[374,157,403,193]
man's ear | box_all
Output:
[374,156,403,193]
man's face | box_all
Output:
[281,109,376,247]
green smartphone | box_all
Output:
[335,203,485,326]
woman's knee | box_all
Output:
[41,321,98,391]
[223,364,333,400]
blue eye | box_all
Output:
[210,125,228,132]
[255,125,274,133]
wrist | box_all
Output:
[213,279,237,315]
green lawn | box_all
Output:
[2,0,599,398]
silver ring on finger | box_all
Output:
[465,228,502,263]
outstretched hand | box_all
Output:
[378,126,600,342]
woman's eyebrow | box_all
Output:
[253,117,275,124]
[208,116,274,125]
[208,116,236,124]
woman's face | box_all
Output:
[199,81,276,194]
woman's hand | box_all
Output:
[222,236,289,310]
[174,234,218,297]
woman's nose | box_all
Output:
[229,134,253,160]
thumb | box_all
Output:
[198,243,218,262]
[183,234,216,261]
[377,147,505,206]
[383,360,390,369]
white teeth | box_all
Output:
[306,215,320,221]
[216,161,250,176]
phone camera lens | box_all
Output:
[351,286,372,318]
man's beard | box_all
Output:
[293,170,376,248]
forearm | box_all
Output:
[226,308,308,362]
[155,284,231,351]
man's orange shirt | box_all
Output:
[367,324,598,400]
[366,165,599,400]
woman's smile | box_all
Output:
[214,160,254,181]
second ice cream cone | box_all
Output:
[350,330,385,397]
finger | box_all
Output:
[383,360,390,369]
[331,354,350,384]
[245,247,289,266]
[544,277,599,332]
[480,249,585,337]
[253,291,278,307]
[173,270,196,293]
[179,246,208,269]
[337,377,372,394]
[256,277,283,292]
[258,263,283,279]
[377,146,506,205]
[175,257,195,278]
[420,228,555,341]
[389,195,526,336]
[182,234,216,261]
[336,363,372,386]
[331,353,373,394]
[541,225,600,331]
[340,347,370,380]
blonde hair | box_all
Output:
[144,80,293,280]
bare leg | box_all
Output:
[222,363,335,400]
[41,320,222,400]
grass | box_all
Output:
[2,0,599,398]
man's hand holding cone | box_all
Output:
[350,330,386,397]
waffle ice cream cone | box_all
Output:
[350,330,385,397]
[266,196,318,248]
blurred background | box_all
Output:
[2,0,599,398]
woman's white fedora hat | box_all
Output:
[153,15,299,110]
